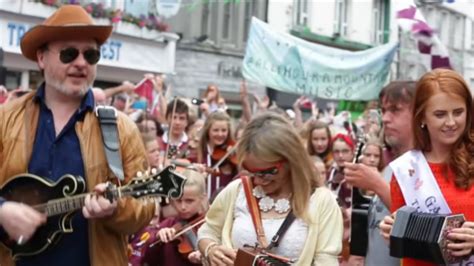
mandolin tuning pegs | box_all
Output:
[136,171,143,177]
[151,168,157,174]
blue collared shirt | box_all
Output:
[18,84,94,266]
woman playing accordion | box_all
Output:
[196,112,343,265]
[380,69,474,266]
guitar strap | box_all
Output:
[241,176,295,250]
[96,106,124,181]
[241,175,268,247]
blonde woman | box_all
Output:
[197,112,343,265]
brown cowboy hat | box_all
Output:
[21,5,112,62]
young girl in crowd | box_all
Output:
[360,136,384,172]
[197,112,342,265]
[327,133,354,209]
[194,111,238,197]
[380,69,474,265]
[306,120,333,167]
[159,98,190,167]
[142,135,160,169]
[129,170,208,266]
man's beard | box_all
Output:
[45,72,92,98]
[385,135,404,156]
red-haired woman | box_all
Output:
[380,69,474,265]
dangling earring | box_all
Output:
[421,123,426,129]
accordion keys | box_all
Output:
[390,206,466,264]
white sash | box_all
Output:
[390,150,474,265]
[389,150,450,214]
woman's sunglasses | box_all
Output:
[51,47,101,65]
[242,160,286,181]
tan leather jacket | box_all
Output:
[0,92,155,265]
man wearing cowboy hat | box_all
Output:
[0,5,155,266]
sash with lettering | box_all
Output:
[389,150,474,264]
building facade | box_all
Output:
[266,0,473,98]
[397,1,474,88]
[164,0,268,105]
[0,0,179,90]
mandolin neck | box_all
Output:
[33,188,131,217]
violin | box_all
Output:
[149,214,206,258]
[211,139,238,167]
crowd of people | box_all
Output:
[0,4,474,266]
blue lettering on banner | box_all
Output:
[101,40,122,61]
[242,18,399,101]
[6,22,122,63]
[7,22,30,47]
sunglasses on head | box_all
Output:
[53,47,101,65]
[242,160,286,181]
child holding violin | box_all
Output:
[130,169,209,266]
[193,111,238,198]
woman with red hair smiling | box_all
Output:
[380,69,474,265]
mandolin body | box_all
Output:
[0,173,85,260]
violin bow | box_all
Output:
[173,218,206,239]
[149,218,206,248]
[205,143,238,195]
[210,145,238,172]
[163,97,178,168]
[169,160,199,171]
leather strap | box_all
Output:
[96,106,124,181]
[267,210,295,250]
[241,175,268,247]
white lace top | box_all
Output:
[231,186,309,261]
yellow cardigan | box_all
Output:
[198,179,343,265]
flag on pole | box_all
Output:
[396,2,451,70]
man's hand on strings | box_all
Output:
[83,183,118,219]
[0,202,46,245]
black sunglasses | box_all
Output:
[53,47,101,65]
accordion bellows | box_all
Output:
[390,206,465,264]
[234,247,293,266]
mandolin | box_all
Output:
[0,165,186,260]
